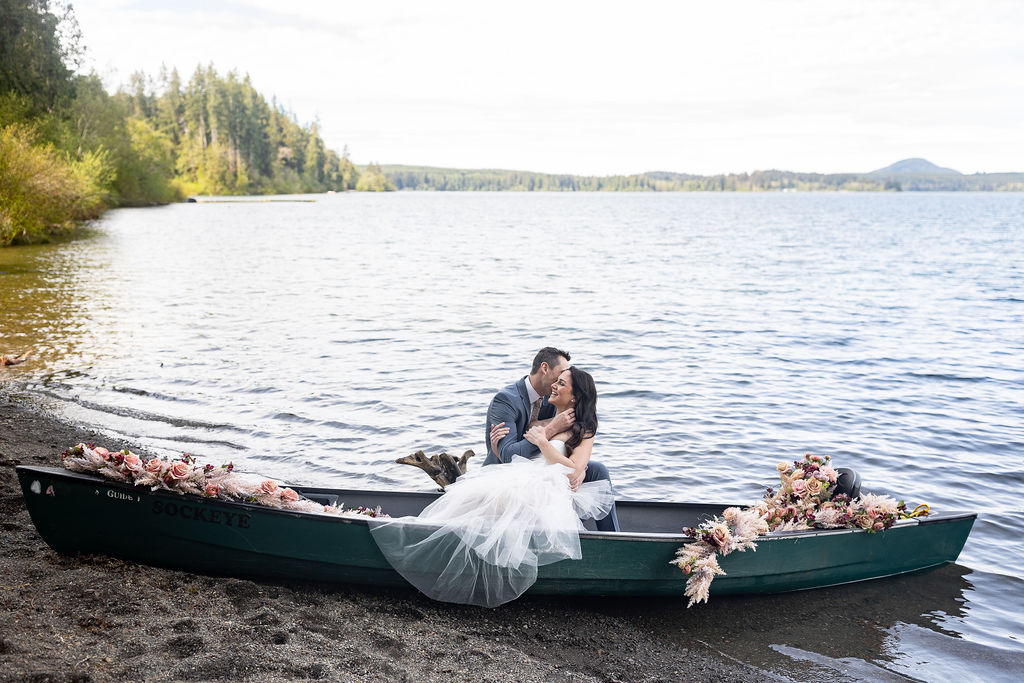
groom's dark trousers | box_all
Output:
[484,377,620,532]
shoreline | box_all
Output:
[0,395,766,682]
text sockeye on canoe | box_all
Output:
[152,500,251,528]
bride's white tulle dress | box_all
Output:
[367,440,614,607]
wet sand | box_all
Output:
[0,395,765,682]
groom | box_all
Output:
[484,347,620,532]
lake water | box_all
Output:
[2,191,1022,680]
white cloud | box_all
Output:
[70,0,1024,174]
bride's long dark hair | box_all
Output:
[564,366,598,456]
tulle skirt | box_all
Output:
[368,456,614,607]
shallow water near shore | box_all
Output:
[2,191,1023,680]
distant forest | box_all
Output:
[1,0,390,246]
[120,66,365,197]
[381,165,1024,192]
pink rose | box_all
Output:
[722,507,740,522]
[123,453,142,468]
[281,488,299,502]
[790,469,804,480]
[873,521,885,531]
[822,467,838,482]
[204,483,221,497]
[259,480,279,495]
[792,480,808,497]
[682,564,692,575]
[95,447,110,460]
[169,462,190,480]
[145,458,164,473]
[805,478,824,497]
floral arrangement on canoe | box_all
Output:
[672,453,924,607]
[61,443,387,519]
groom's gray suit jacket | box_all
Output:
[483,377,554,465]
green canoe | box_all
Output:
[16,465,975,598]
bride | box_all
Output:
[368,366,614,607]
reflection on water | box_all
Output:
[2,192,1024,678]
[0,230,100,370]
[592,563,1021,681]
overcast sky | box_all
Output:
[71,0,1024,176]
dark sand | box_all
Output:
[0,395,768,682]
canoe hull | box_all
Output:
[16,466,975,598]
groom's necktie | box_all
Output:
[529,397,541,424]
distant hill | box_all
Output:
[869,158,961,176]
[378,162,1024,193]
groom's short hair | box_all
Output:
[531,347,570,374]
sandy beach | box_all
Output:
[0,395,765,683]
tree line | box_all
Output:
[381,165,1024,192]
[0,0,386,247]
[121,65,361,197]
[380,166,896,192]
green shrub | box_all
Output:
[355,163,395,192]
[0,123,105,245]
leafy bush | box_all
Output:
[0,123,104,245]
[355,163,395,192]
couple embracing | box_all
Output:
[484,346,619,532]
[368,347,620,607]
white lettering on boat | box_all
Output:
[106,490,139,502]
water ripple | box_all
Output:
[3,192,1024,674]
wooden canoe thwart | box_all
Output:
[16,465,976,599]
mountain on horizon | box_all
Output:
[869,158,961,176]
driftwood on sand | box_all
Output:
[396,449,474,488]
[0,350,32,366]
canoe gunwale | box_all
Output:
[15,464,977,543]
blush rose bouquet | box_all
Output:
[672,452,918,607]
[61,443,387,519]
